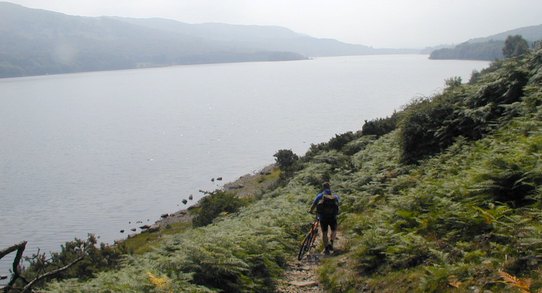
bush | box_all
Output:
[303,132,362,160]
[22,234,126,287]
[472,153,541,204]
[296,162,333,188]
[327,131,360,151]
[273,149,299,179]
[341,135,377,156]
[503,35,529,58]
[192,191,246,227]
[361,113,399,137]
[468,67,528,108]
[398,96,457,163]
[469,70,482,84]
[399,61,530,164]
[444,76,462,89]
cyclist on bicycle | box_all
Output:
[309,182,340,255]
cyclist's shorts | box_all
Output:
[319,215,337,232]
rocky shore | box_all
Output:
[123,164,279,241]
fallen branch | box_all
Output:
[22,255,85,293]
[0,241,27,261]
[1,242,85,293]
[2,241,28,292]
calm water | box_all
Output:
[0,55,488,274]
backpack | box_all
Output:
[316,195,338,216]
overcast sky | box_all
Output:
[6,0,542,48]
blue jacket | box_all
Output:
[313,192,340,205]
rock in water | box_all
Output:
[182,199,188,204]
[148,224,159,233]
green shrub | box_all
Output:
[444,76,462,89]
[327,131,360,151]
[273,149,299,171]
[361,113,399,137]
[398,96,457,163]
[385,233,434,270]
[471,144,542,204]
[341,135,376,156]
[467,66,528,108]
[295,162,333,188]
[303,131,362,159]
[192,191,246,227]
[399,63,530,164]
[22,234,126,288]
[469,69,482,84]
[352,229,392,274]
[503,35,529,58]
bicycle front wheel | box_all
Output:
[297,232,314,260]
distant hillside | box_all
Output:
[430,24,542,60]
[0,2,412,78]
[0,2,307,78]
[429,40,505,60]
[468,24,542,43]
[114,17,386,57]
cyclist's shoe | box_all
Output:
[323,244,334,255]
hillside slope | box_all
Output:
[21,49,542,292]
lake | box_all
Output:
[0,55,488,274]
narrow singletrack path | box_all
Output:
[278,230,345,293]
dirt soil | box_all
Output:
[278,230,345,293]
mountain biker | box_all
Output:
[309,182,340,255]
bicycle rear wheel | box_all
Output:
[297,231,315,260]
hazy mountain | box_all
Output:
[114,17,418,57]
[0,2,412,78]
[0,2,310,78]
[429,24,542,60]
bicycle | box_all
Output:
[297,217,319,260]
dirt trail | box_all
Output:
[277,230,345,293]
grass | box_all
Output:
[121,222,192,255]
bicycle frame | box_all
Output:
[297,218,320,260]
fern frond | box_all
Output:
[498,271,531,293]
[147,272,170,289]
